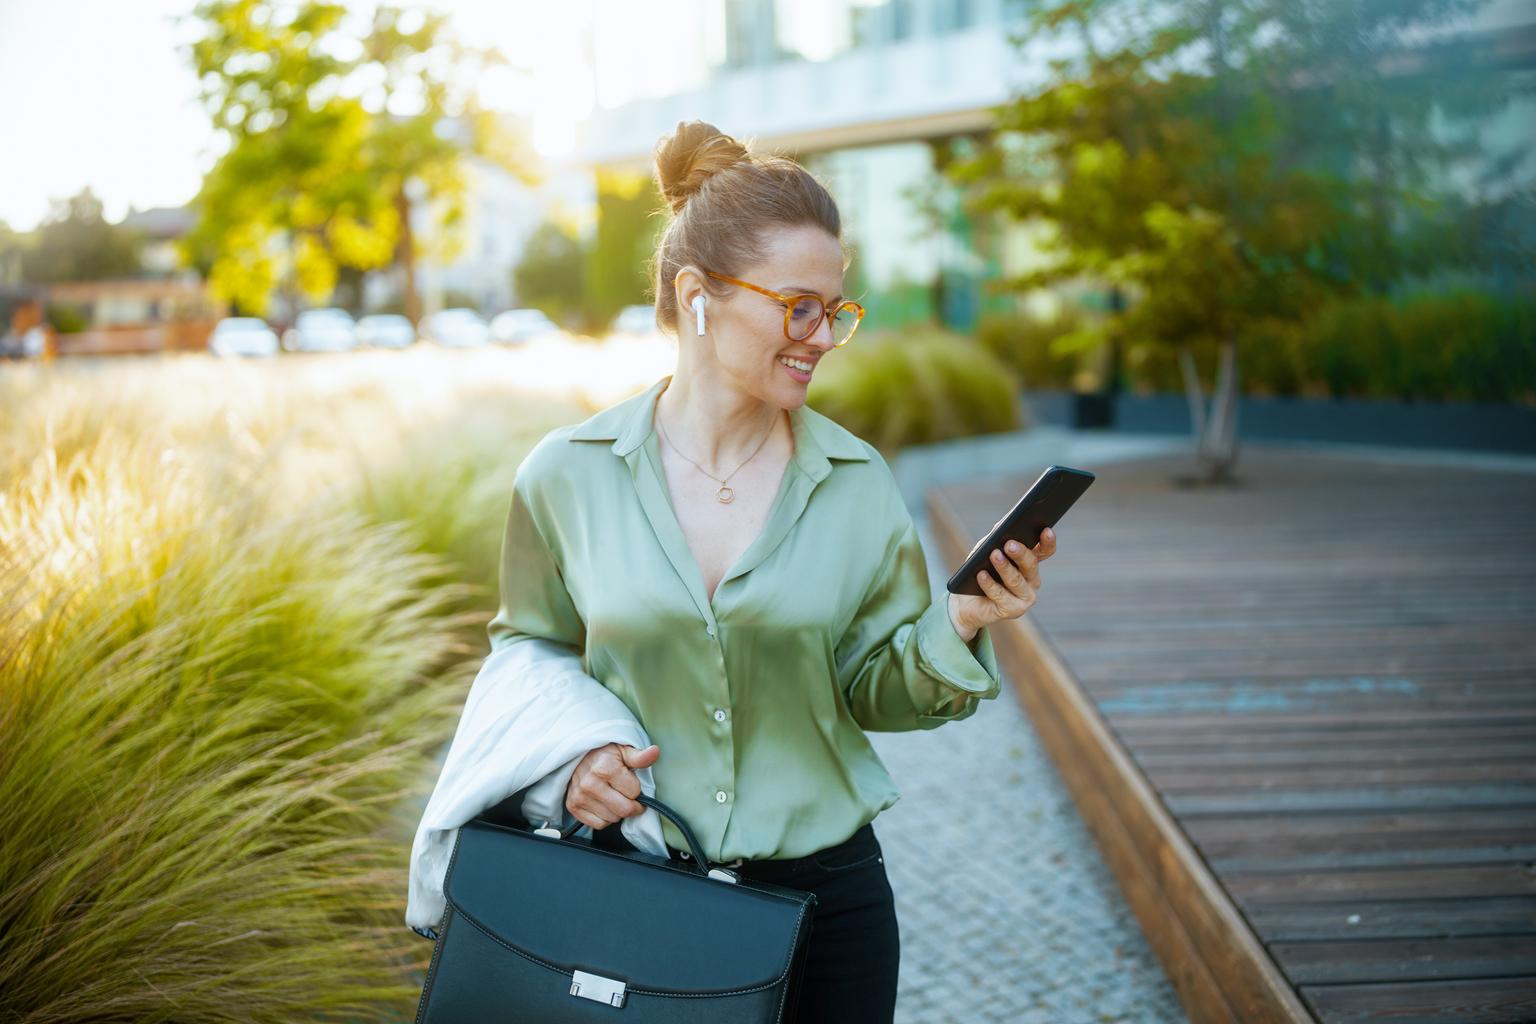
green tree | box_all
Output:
[512,216,588,328]
[950,0,1528,482]
[20,189,142,283]
[179,1,532,318]
[356,4,536,324]
[0,219,27,287]
[179,0,368,314]
[585,169,664,329]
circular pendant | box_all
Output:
[716,485,735,504]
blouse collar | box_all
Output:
[566,374,871,484]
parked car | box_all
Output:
[612,303,658,336]
[489,308,560,344]
[419,308,490,348]
[282,308,357,352]
[209,317,279,358]
[356,313,415,348]
[0,325,46,360]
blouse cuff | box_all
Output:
[911,597,1002,723]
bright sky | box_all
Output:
[0,0,660,232]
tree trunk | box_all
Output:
[396,184,420,326]
[1178,344,1207,441]
[1201,335,1242,482]
[1178,337,1243,485]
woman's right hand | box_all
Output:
[565,742,660,830]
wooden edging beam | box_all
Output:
[928,491,1315,1024]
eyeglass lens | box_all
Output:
[788,296,858,345]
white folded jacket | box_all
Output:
[404,637,669,937]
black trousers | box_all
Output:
[595,820,901,1023]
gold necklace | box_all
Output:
[655,399,780,504]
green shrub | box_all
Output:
[1102,284,1536,403]
[1296,287,1536,402]
[0,351,593,1020]
[347,398,573,617]
[806,323,1021,454]
[44,300,88,334]
[1233,318,1309,397]
[0,428,468,1021]
[974,307,1088,391]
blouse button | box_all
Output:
[713,709,727,722]
[706,625,716,637]
[715,790,728,803]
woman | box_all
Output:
[496,120,1055,1023]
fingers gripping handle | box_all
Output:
[534,794,738,883]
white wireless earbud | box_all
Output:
[692,295,706,336]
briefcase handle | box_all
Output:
[541,793,731,881]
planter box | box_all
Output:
[1020,390,1115,429]
[1021,390,1536,454]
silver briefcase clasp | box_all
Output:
[571,969,627,1007]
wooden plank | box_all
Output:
[1202,837,1536,873]
[1166,787,1536,816]
[1066,661,1535,681]
[1108,709,1536,731]
[1101,670,1536,683]
[1246,897,1536,941]
[1185,810,1536,843]
[1147,763,1536,791]
[1087,674,1536,696]
[1136,743,1536,768]
[1067,657,1536,679]
[1123,726,1536,752]
[1226,863,1536,904]
[1270,936,1536,985]
[1108,696,1536,719]
[1299,975,1536,1023]
[1094,690,1536,715]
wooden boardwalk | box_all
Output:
[927,447,1536,1024]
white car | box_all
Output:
[356,313,415,348]
[283,308,357,352]
[420,308,490,348]
[209,317,279,358]
[489,308,560,344]
[0,325,47,360]
[612,304,657,336]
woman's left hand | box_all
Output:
[947,527,1057,641]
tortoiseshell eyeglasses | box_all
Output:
[703,270,866,347]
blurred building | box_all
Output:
[369,114,597,318]
[121,205,199,279]
[579,0,1045,333]
[572,0,1536,332]
[39,278,223,356]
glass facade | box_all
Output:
[802,138,1024,334]
[715,0,1016,69]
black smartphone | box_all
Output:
[945,465,1095,597]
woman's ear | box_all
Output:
[673,266,708,336]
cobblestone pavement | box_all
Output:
[864,447,1188,1023]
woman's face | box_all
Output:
[694,223,847,408]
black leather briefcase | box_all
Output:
[414,793,818,1023]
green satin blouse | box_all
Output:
[486,373,1002,862]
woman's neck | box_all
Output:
[654,373,788,473]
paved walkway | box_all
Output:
[872,431,1188,1024]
